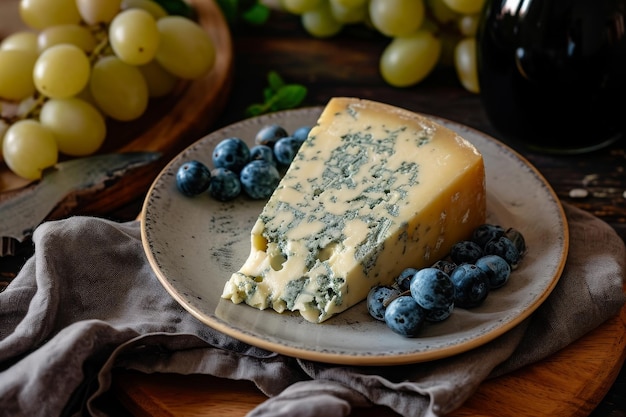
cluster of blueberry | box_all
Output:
[175,124,311,201]
[367,224,526,337]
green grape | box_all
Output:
[19,0,81,30]
[0,31,39,53]
[369,0,425,37]
[76,0,122,25]
[301,1,343,38]
[33,44,91,99]
[281,0,322,15]
[109,9,160,66]
[454,37,479,93]
[2,119,58,180]
[329,0,367,24]
[442,0,486,15]
[120,0,168,19]
[155,16,216,79]
[458,13,480,37]
[138,60,180,97]
[0,49,37,101]
[426,0,461,24]
[90,55,149,121]
[333,0,367,7]
[40,97,107,156]
[38,24,97,53]
[379,30,442,87]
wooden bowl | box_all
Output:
[0,0,234,219]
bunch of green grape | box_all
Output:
[277,0,483,93]
[0,0,215,180]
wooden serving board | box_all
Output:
[0,0,233,219]
[112,300,626,417]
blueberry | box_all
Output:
[250,145,276,165]
[449,263,490,308]
[484,236,521,269]
[255,124,288,148]
[426,303,454,322]
[273,136,302,166]
[367,285,401,321]
[504,227,526,256]
[240,160,281,199]
[450,240,483,264]
[396,267,418,291]
[431,259,457,275]
[208,167,241,201]
[475,254,511,289]
[292,125,312,143]
[212,137,250,173]
[471,223,505,247]
[176,160,211,197]
[384,295,426,337]
[410,267,455,311]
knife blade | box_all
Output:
[0,151,161,245]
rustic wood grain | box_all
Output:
[112,303,626,417]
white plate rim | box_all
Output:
[141,106,570,366]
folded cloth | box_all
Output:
[0,203,624,417]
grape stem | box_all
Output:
[22,93,46,120]
[0,92,47,124]
[88,23,111,65]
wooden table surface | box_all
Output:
[2,3,625,416]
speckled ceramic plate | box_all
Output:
[141,107,569,366]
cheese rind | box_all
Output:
[221,97,486,323]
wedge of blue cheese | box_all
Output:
[221,97,486,323]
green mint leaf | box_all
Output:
[246,71,307,117]
[263,87,275,102]
[245,103,268,117]
[213,0,238,26]
[269,85,307,111]
[242,3,270,25]
[214,0,271,30]
[267,71,285,92]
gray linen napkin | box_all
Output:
[0,203,624,417]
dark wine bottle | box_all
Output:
[477,0,626,154]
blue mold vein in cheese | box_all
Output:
[221,97,486,323]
